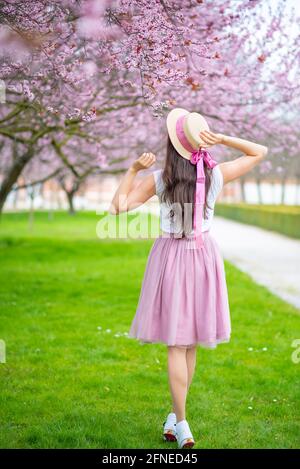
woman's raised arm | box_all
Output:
[199,130,269,185]
[109,152,157,214]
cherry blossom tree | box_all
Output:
[0,0,299,211]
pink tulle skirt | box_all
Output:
[128,231,231,349]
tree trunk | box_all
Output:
[28,190,35,231]
[0,147,34,213]
[57,176,80,215]
[256,178,262,204]
[12,188,19,210]
[66,191,76,215]
[240,177,246,203]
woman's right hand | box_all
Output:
[130,152,156,173]
[199,130,225,148]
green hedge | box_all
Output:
[215,203,300,239]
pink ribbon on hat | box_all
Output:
[176,115,218,249]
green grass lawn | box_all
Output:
[0,211,300,449]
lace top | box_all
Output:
[152,165,223,234]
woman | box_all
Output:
[109,108,268,449]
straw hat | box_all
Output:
[166,107,210,160]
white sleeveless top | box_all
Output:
[153,165,223,234]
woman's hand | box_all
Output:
[199,130,225,148]
[130,152,156,173]
[110,152,156,215]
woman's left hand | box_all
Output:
[130,152,156,173]
[199,130,225,148]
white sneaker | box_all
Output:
[162,412,177,442]
[176,419,195,448]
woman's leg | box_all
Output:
[186,346,197,390]
[167,346,188,422]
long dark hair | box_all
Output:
[161,135,213,237]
